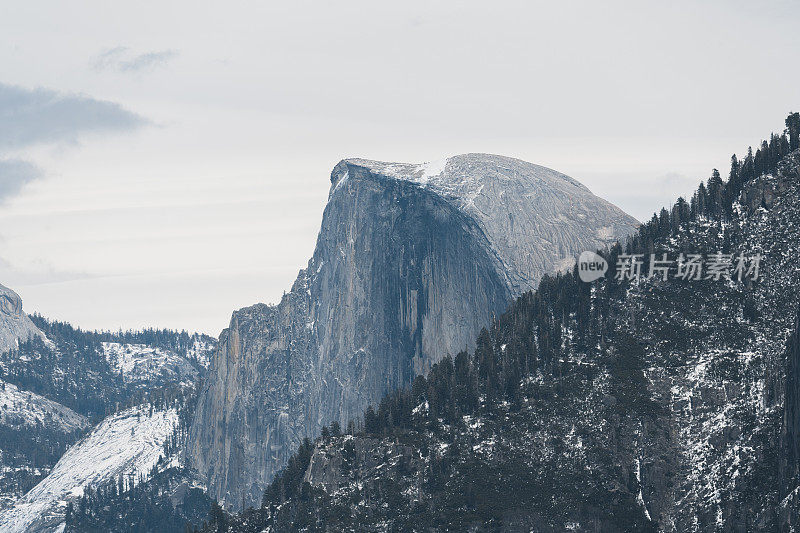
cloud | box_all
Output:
[0,82,148,150]
[91,47,178,73]
[91,46,129,71]
[0,159,42,202]
[120,50,178,72]
[0,83,149,202]
[0,254,92,286]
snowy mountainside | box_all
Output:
[0,380,89,512]
[185,337,215,369]
[97,331,216,373]
[0,311,215,521]
[0,316,216,419]
[0,406,179,533]
[0,380,88,433]
[102,342,199,386]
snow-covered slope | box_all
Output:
[0,406,178,533]
[185,337,215,369]
[0,381,89,512]
[0,381,87,433]
[102,342,199,385]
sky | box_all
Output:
[0,0,798,335]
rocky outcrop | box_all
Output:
[188,154,639,509]
[0,283,43,355]
[303,436,422,497]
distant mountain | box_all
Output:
[0,405,180,533]
[102,340,208,388]
[0,379,89,511]
[206,116,800,531]
[189,153,639,510]
[0,298,217,528]
[0,284,42,355]
[0,315,215,419]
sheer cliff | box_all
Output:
[188,154,639,509]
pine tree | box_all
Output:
[364,406,379,434]
[786,112,800,151]
[707,169,723,218]
[209,501,228,532]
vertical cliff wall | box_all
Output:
[189,154,639,509]
[783,306,800,495]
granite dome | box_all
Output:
[189,154,639,510]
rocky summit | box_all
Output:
[188,154,638,510]
[0,283,43,355]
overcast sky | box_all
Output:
[0,0,798,335]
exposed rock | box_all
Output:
[0,283,43,355]
[782,304,800,529]
[303,436,422,497]
[189,154,639,509]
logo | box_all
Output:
[578,251,608,282]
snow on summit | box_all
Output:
[331,154,639,294]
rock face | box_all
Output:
[0,283,43,355]
[188,154,639,509]
[782,305,800,495]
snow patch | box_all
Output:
[415,158,448,185]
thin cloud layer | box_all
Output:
[0,159,41,202]
[91,46,129,71]
[92,47,178,73]
[120,50,177,72]
[0,82,148,150]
